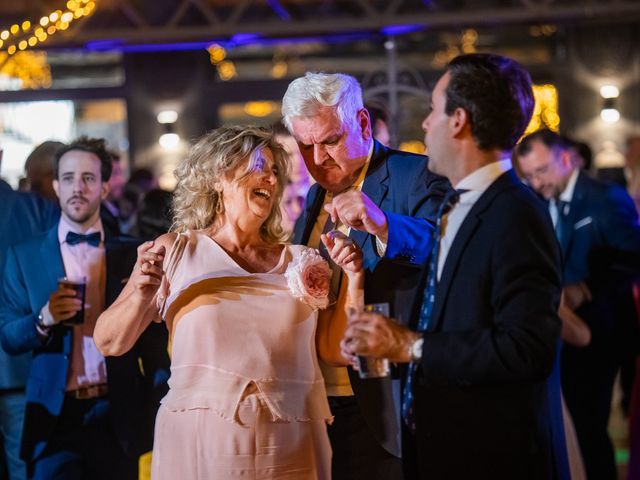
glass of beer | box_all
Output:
[58,277,86,326]
[354,302,391,379]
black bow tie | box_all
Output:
[66,231,101,247]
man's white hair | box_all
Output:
[281,72,364,133]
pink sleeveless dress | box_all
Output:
[150,230,332,480]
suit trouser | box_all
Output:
[28,396,137,480]
[0,389,27,480]
[327,395,402,480]
[562,347,618,480]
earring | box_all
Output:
[215,192,224,214]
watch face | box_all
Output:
[411,338,423,361]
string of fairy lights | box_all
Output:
[0,1,95,88]
[0,0,95,56]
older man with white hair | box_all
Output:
[283,72,450,480]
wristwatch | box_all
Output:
[36,312,51,334]
[409,336,424,362]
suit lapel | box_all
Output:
[294,184,326,246]
[353,141,389,264]
[41,223,65,290]
[428,171,515,331]
[559,171,586,258]
[104,231,138,306]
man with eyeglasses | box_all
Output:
[516,128,640,480]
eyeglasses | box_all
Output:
[522,162,553,184]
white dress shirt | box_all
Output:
[57,216,108,391]
[549,168,579,228]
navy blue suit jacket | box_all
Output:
[0,190,59,389]
[0,223,170,462]
[559,171,640,286]
[559,171,640,373]
[397,171,562,479]
[294,140,451,458]
[559,171,640,476]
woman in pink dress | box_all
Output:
[94,126,362,479]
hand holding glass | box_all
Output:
[57,277,86,326]
[351,302,391,379]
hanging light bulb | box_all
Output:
[600,107,620,124]
[159,133,180,150]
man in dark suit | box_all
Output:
[282,72,450,479]
[0,137,170,480]
[517,129,640,480]
[0,181,58,480]
[343,54,563,479]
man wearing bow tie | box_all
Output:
[0,137,170,480]
[516,129,640,480]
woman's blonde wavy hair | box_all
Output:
[171,125,289,243]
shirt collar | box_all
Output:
[352,141,375,191]
[455,158,512,193]
[559,168,579,203]
[58,215,105,246]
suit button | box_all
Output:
[63,355,69,360]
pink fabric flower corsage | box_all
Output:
[285,248,331,310]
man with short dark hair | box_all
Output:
[344,54,563,479]
[517,128,640,480]
[0,137,170,479]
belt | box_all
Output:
[66,384,108,400]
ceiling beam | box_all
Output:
[43,1,640,48]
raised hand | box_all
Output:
[132,241,166,302]
[324,190,388,242]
